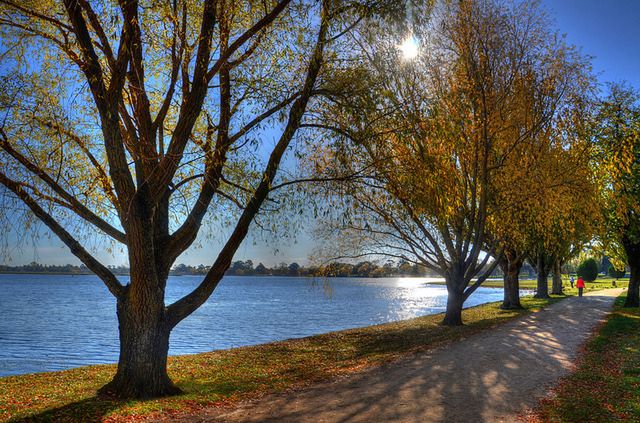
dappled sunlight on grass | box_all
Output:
[532,293,640,422]
[479,277,628,292]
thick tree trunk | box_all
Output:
[443,271,466,326]
[443,289,464,326]
[99,208,181,399]
[534,253,550,299]
[626,264,639,307]
[500,251,523,310]
[535,271,550,298]
[623,239,640,307]
[551,258,563,295]
[98,289,181,398]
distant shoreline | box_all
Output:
[0,271,444,278]
[0,271,97,276]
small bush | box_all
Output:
[577,258,599,282]
[608,266,626,279]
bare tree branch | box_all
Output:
[0,130,126,243]
[0,171,124,297]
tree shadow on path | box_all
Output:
[192,293,617,423]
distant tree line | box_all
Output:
[0,262,131,275]
[0,262,93,274]
[174,259,439,277]
[221,259,505,278]
[220,259,435,277]
[3,258,618,280]
[1,259,499,278]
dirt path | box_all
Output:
[170,288,623,423]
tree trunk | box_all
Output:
[442,264,469,326]
[99,210,181,399]
[534,253,550,299]
[500,251,523,310]
[551,258,563,295]
[623,239,640,307]
[443,291,464,325]
[98,289,181,398]
[626,263,639,307]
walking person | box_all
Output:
[570,276,575,289]
[576,276,585,297]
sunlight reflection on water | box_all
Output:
[0,274,516,376]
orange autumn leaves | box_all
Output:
[309,0,599,275]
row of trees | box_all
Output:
[0,0,637,399]
[309,0,601,322]
[225,259,436,277]
[4,257,611,279]
[0,259,440,277]
[594,85,640,305]
[0,260,431,277]
[0,262,93,274]
[312,0,639,317]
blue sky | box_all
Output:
[543,0,640,89]
[5,0,640,267]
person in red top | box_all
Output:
[576,276,586,297]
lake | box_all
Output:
[0,274,510,377]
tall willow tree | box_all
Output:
[595,83,640,306]
[310,0,587,325]
[521,139,601,299]
[0,0,391,398]
[485,45,596,305]
[488,133,598,305]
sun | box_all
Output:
[398,35,419,60]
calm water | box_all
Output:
[0,274,509,377]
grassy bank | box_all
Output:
[532,293,640,422]
[1,296,567,422]
[457,276,627,291]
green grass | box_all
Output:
[533,293,640,422]
[530,277,626,297]
[462,276,628,291]
[0,295,567,422]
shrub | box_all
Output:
[608,266,626,279]
[577,258,599,282]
